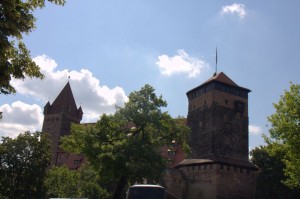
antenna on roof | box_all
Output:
[68,70,70,82]
[213,47,218,76]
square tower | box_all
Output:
[162,72,258,199]
[42,82,83,167]
[186,72,250,161]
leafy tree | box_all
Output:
[267,83,300,189]
[61,84,190,199]
[78,163,112,199]
[0,131,51,199]
[0,0,65,95]
[45,166,80,198]
[251,145,300,199]
[45,163,111,199]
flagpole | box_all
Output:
[216,47,218,74]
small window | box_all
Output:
[74,160,81,165]
[220,164,224,170]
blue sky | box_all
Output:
[1,1,300,151]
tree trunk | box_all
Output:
[113,175,128,199]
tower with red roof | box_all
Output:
[42,82,83,167]
[164,72,258,199]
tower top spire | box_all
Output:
[214,47,218,76]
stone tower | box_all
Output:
[186,72,250,161]
[42,82,83,167]
[163,72,258,199]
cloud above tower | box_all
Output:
[156,50,208,78]
[11,55,128,120]
[1,55,129,137]
[220,3,247,19]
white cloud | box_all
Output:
[220,3,247,19]
[1,55,128,137]
[33,54,58,73]
[0,101,43,138]
[156,49,208,78]
[249,125,263,135]
[13,55,128,120]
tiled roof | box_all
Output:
[204,72,238,86]
[45,82,82,121]
[175,154,258,170]
[187,72,250,94]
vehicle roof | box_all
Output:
[129,184,164,188]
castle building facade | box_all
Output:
[43,72,258,199]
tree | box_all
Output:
[45,163,111,199]
[45,166,80,198]
[0,131,51,199]
[77,163,112,199]
[250,145,300,199]
[267,83,300,189]
[0,0,65,95]
[61,84,190,199]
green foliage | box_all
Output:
[61,84,190,199]
[267,83,300,189]
[0,0,65,94]
[78,163,112,199]
[45,166,80,198]
[45,163,111,199]
[0,131,51,199]
[251,145,300,199]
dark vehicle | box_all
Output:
[126,184,165,199]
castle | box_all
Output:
[42,72,258,198]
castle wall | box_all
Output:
[216,164,257,199]
[174,163,257,199]
[161,168,186,199]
